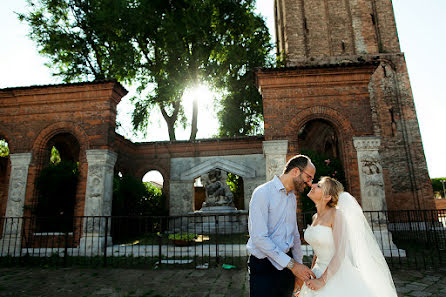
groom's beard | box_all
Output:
[293,176,306,194]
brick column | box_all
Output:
[79,149,117,255]
[263,140,288,182]
[0,153,32,255]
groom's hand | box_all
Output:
[290,262,316,281]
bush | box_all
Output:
[112,174,167,217]
[168,233,197,241]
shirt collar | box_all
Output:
[273,175,286,192]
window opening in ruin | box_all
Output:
[34,133,80,232]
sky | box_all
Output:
[0,0,445,178]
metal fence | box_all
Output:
[0,210,445,269]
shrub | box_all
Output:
[168,233,198,241]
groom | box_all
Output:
[247,155,316,297]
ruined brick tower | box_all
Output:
[257,0,434,210]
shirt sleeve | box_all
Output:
[291,218,304,264]
[248,188,291,269]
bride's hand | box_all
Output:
[291,263,316,281]
[305,278,325,291]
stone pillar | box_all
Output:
[0,153,32,255]
[169,181,194,216]
[353,137,386,212]
[79,149,117,255]
[243,178,264,211]
[263,140,288,182]
[353,137,404,256]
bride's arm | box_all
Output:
[310,254,317,269]
[305,211,336,291]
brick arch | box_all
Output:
[28,122,90,218]
[137,164,170,210]
[289,106,358,194]
[136,165,168,183]
[290,106,354,137]
[32,121,90,165]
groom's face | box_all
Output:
[293,165,315,194]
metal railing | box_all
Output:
[0,210,445,269]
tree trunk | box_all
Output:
[159,100,181,141]
[189,98,198,141]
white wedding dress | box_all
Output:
[298,193,398,297]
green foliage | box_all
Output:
[112,174,167,216]
[35,161,79,231]
[432,178,446,198]
[50,146,61,164]
[0,139,9,157]
[299,150,346,212]
[168,233,197,241]
[226,172,244,209]
[18,0,138,83]
[20,0,272,140]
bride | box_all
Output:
[296,177,398,297]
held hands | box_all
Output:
[305,277,325,291]
[290,262,316,281]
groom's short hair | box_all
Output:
[283,155,311,174]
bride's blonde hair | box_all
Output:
[320,176,344,208]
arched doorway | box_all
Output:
[297,119,346,223]
[298,119,340,158]
[34,133,80,232]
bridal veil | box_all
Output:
[326,192,398,297]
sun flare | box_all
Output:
[182,84,215,108]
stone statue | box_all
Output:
[201,169,234,208]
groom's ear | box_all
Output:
[292,167,300,176]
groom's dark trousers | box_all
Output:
[248,252,295,297]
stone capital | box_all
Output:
[353,136,381,151]
[86,149,117,167]
[9,153,32,167]
[262,140,289,156]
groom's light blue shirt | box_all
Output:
[247,175,303,270]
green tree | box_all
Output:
[432,178,446,198]
[18,0,138,82]
[20,0,272,141]
[129,0,272,140]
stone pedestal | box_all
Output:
[263,140,288,182]
[0,153,32,255]
[353,137,402,255]
[176,210,249,235]
[79,149,117,255]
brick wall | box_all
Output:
[0,80,128,222]
[266,0,435,210]
[275,0,400,63]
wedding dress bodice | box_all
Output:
[304,224,335,277]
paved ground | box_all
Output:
[0,266,445,297]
